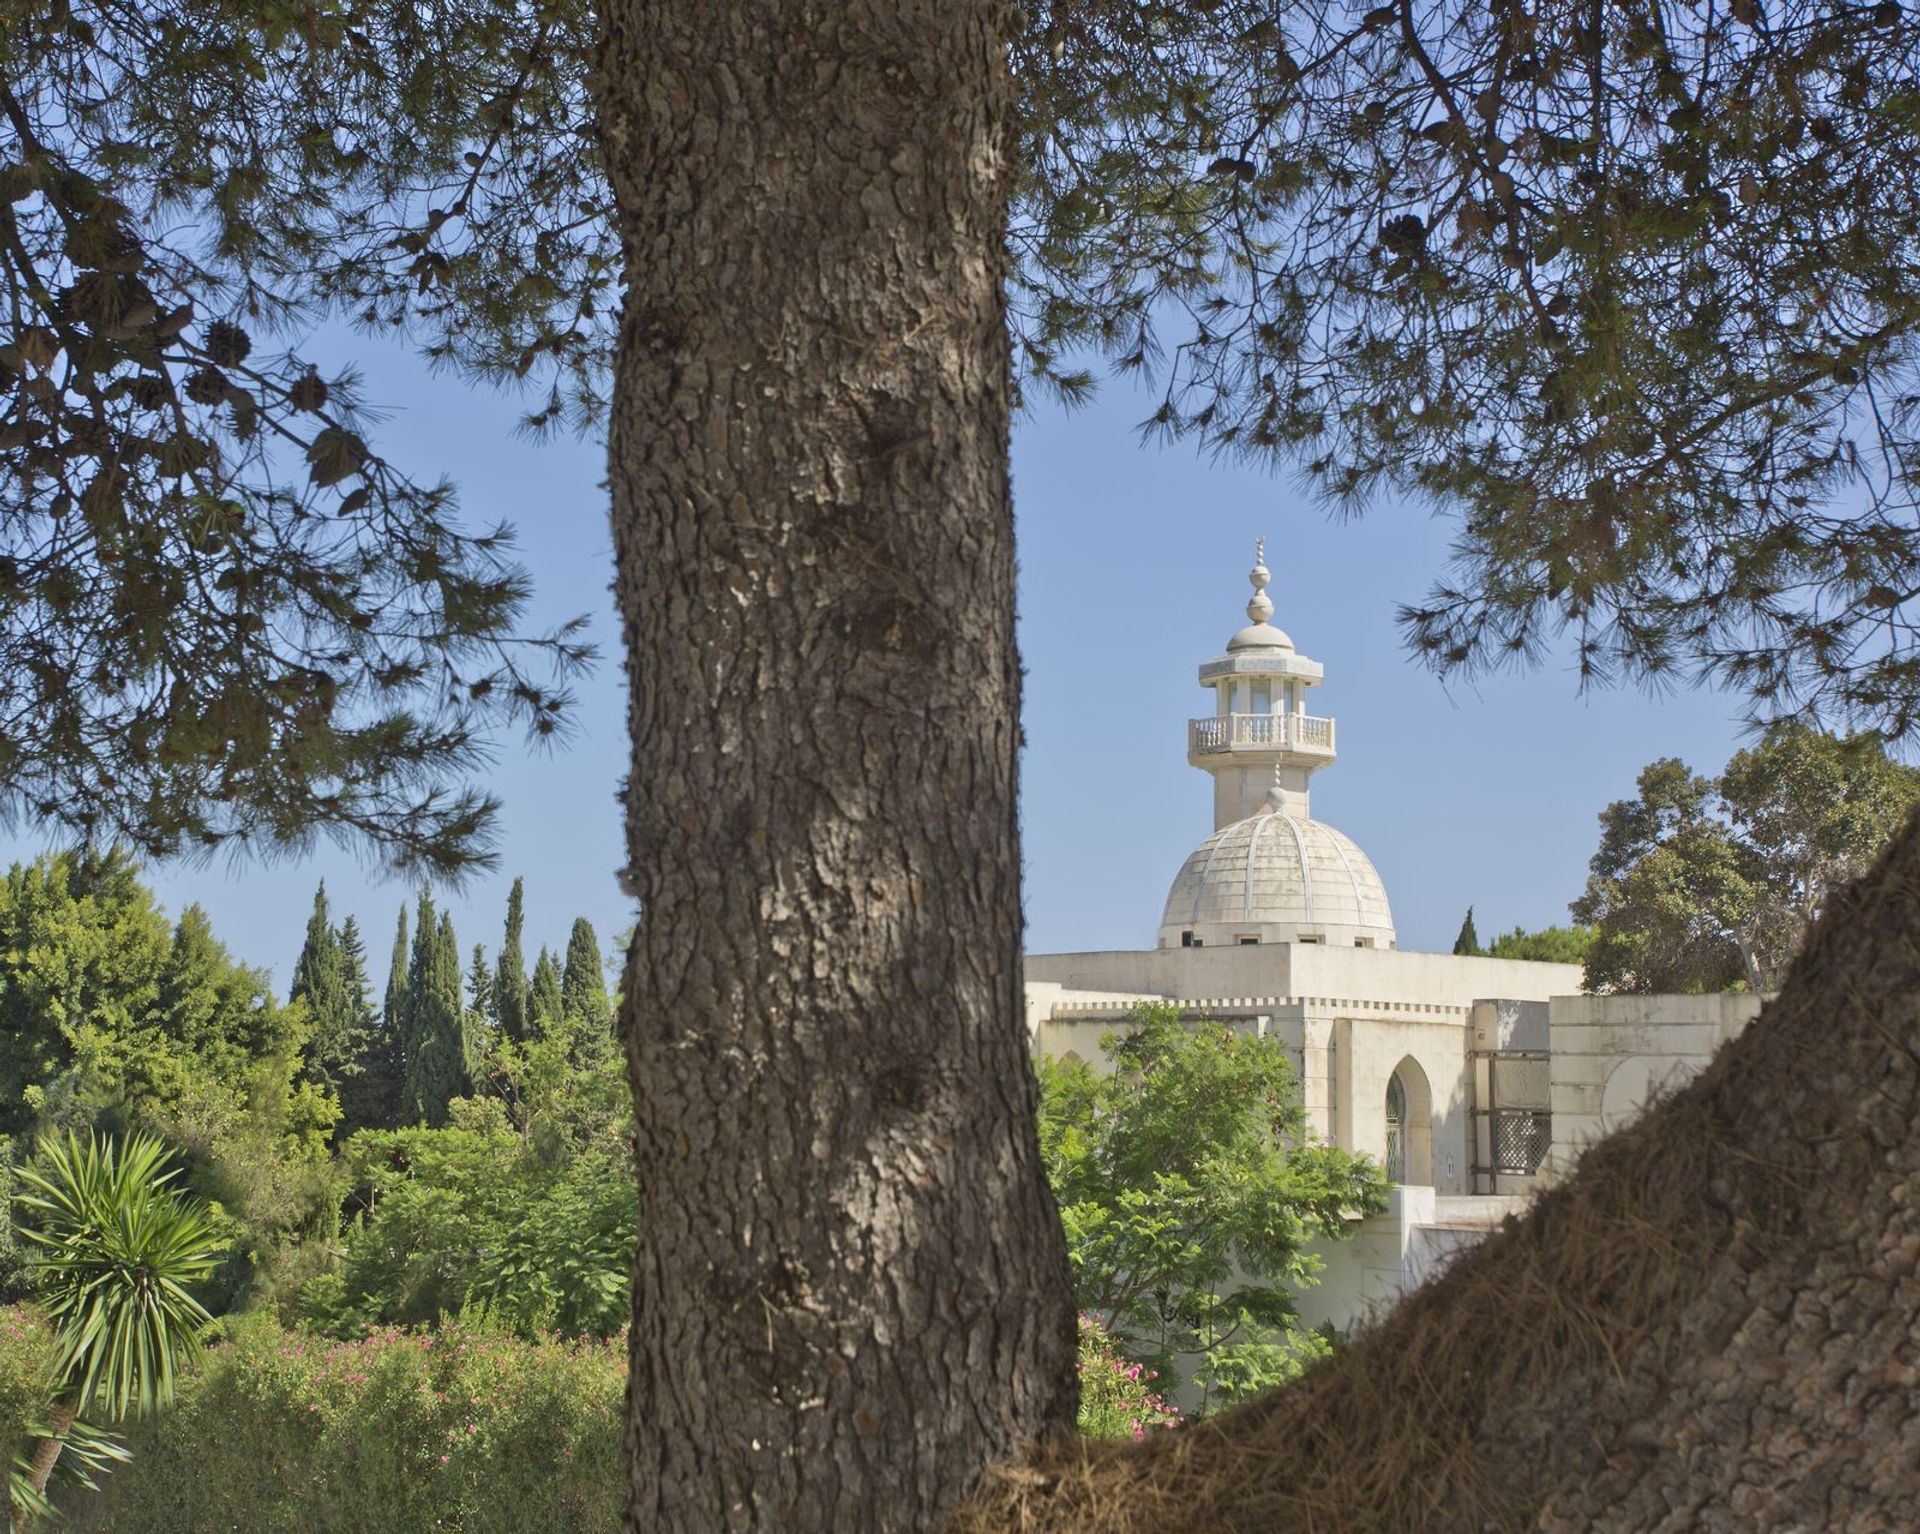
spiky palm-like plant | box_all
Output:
[8,1133,219,1526]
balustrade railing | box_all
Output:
[1188,713,1336,755]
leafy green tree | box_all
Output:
[0,852,171,1138]
[1451,907,1483,957]
[466,943,494,1030]
[527,949,564,1041]
[493,878,531,1045]
[0,853,302,1144]
[335,917,375,1038]
[12,1133,221,1509]
[1487,925,1597,967]
[1575,725,1920,992]
[1038,1004,1385,1413]
[463,942,495,1083]
[326,914,384,1115]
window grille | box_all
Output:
[1385,1072,1407,1183]
[1494,1110,1550,1176]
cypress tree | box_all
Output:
[402,892,469,1126]
[290,882,352,1078]
[1452,906,1483,958]
[338,915,375,1035]
[384,904,410,1042]
[464,941,494,1081]
[529,946,564,1038]
[494,876,531,1043]
[467,941,494,1029]
[339,911,404,1134]
[561,916,614,1063]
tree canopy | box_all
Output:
[7,1,1920,894]
[1037,1004,1384,1411]
[1574,722,1920,991]
[1013,1,1920,733]
[0,1,594,873]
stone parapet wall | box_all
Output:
[1547,992,1765,1178]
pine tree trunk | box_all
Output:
[594,3,1077,1530]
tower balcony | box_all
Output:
[1189,711,1336,759]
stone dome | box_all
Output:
[1157,803,1396,950]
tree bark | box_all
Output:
[16,1399,75,1530]
[594,3,1077,1530]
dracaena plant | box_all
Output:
[8,1132,220,1523]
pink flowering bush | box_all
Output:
[63,1312,624,1533]
[1,1303,58,1463]
[1076,1315,1182,1441]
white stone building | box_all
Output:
[1023,548,1758,1331]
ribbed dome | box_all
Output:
[1157,806,1396,949]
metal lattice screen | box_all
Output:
[1494,1111,1550,1176]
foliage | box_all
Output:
[299,1110,633,1341]
[12,1132,219,1424]
[1011,2,1920,735]
[0,851,310,1145]
[148,1038,341,1318]
[0,1302,122,1531]
[0,2,599,874]
[289,884,369,1095]
[1574,724,1920,992]
[1038,1004,1383,1412]
[1451,906,1482,956]
[493,877,530,1044]
[1486,924,1596,967]
[399,891,469,1128]
[12,0,1915,897]
[528,946,564,1037]
[0,1304,57,1478]
[1075,1315,1182,1442]
[63,1313,625,1534]
[347,906,413,1137]
[559,917,613,1064]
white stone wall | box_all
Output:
[1026,943,1581,1013]
[1547,992,1766,1177]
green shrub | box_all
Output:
[64,1314,625,1534]
[299,1124,634,1340]
[1076,1315,1181,1441]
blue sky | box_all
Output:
[3,343,1750,990]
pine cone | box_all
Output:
[288,371,329,413]
[184,367,229,405]
[129,374,170,410]
[204,320,251,367]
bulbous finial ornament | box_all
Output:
[1247,536,1274,624]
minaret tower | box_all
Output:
[1187,540,1337,829]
